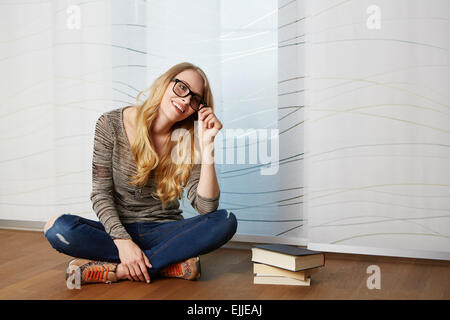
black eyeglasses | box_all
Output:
[170,78,207,111]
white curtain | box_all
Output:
[2,0,448,260]
[0,0,307,246]
[0,0,113,222]
[208,0,307,245]
[304,0,450,260]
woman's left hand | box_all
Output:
[197,105,222,148]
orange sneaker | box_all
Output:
[160,256,201,280]
[65,258,118,285]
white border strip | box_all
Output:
[0,219,45,232]
[307,243,450,261]
[230,233,308,246]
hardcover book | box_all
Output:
[253,263,320,281]
[251,244,325,272]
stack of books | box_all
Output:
[251,244,325,286]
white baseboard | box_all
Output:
[0,219,45,232]
[307,242,450,261]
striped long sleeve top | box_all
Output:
[90,107,220,240]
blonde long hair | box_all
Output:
[130,62,214,210]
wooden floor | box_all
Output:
[0,229,449,300]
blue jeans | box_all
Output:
[44,209,237,278]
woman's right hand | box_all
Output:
[113,239,152,283]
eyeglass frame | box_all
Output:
[170,78,208,111]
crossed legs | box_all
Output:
[44,210,238,280]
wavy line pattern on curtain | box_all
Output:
[304,0,450,260]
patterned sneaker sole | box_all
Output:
[194,257,201,280]
[65,259,81,284]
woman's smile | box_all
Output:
[172,100,186,114]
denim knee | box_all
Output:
[44,214,77,251]
[226,210,238,234]
[212,209,238,237]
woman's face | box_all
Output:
[159,69,205,124]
